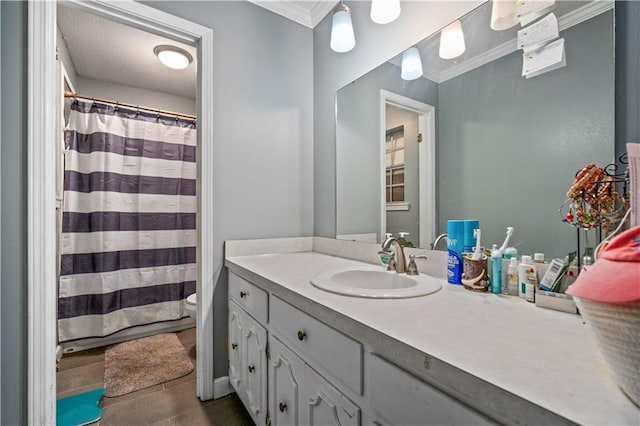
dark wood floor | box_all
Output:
[57,328,254,426]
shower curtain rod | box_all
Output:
[64,91,196,120]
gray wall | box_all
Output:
[386,105,420,244]
[314,1,484,238]
[615,1,640,157]
[57,25,79,89]
[76,76,196,116]
[1,2,27,425]
[336,60,436,241]
[437,11,614,259]
[142,1,313,378]
[1,1,312,420]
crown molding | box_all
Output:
[249,1,337,28]
[428,0,613,84]
[310,0,339,27]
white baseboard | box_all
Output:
[213,376,233,399]
[61,318,195,353]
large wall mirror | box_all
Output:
[336,0,614,259]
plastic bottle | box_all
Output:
[447,220,464,285]
[504,247,518,259]
[490,244,502,294]
[507,257,519,296]
[534,253,545,264]
[525,272,537,303]
[518,255,536,299]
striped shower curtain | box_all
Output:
[58,99,197,342]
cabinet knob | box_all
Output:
[279,402,287,413]
[297,330,306,341]
[240,291,247,298]
[248,364,255,373]
[231,342,237,350]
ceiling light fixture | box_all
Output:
[439,20,466,59]
[370,0,401,25]
[154,45,193,70]
[401,47,423,81]
[330,1,356,53]
[490,0,519,31]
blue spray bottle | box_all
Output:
[447,220,464,284]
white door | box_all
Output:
[303,365,359,426]
[244,312,268,424]
[228,301,244,392]
[269,336,305,426]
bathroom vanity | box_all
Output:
[225,237,640,425]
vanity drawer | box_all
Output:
[229,273,268,325]
[270,296,362,394]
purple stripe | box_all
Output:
[60,247,196,276]
[65,131,196,163]
[64,171,196,196]
[57,280,196,320]
[71,99,196,129]
[63,212,196,233]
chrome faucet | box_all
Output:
[430,233,448,250]
[382,236,407,273]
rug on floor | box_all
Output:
[104,333,194,397]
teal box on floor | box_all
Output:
[57,387,105,426]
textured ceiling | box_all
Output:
[57,4,196,99]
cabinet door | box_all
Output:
[303,365,360,426]
[243,311,268,425]
[269,336,305,426]
[228,300,244,393]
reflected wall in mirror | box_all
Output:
[336,0,614,259]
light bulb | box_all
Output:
[154,45,193,70]
[439,20,466,60]
[330,4,356,53]
[370,0,401,25]
[490,0,518,31]
[401,47,423,81]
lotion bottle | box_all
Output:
[518,255,535,299]
[490,244,502,294]
[507,257,519,295]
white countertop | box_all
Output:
[226,250,640,425]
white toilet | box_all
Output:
[185,293,197,320]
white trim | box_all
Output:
[429,0,613,83]
[29,1,215,422]
[28,2,58,424]
[309,1,339,28]
[380,90,436,250]
[197,24,216,402]
[214,376,233,399]
[386,202,410,211]
[61,319,195,353]
[0,3,3,423]
[248,0,337,28]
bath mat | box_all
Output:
[57,387,104,426]
[104,333,193,397]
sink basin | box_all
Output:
[310,266,441,299]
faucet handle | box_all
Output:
[407,254,428,275]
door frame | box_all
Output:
[379,90,436,248]
[28,1,214,423]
